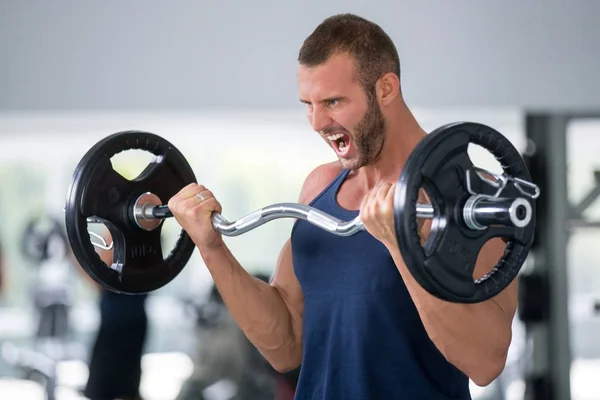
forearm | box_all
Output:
[198,243,302,370]
[389,247,512,385]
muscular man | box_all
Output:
[168,14,515,399]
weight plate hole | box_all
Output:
[467,143,504,177]
[110,149,157,181]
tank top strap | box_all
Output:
[306,168,351,208]
[291,168,350,237]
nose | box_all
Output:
[309,106,333,133]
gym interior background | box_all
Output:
[1,1,599,399]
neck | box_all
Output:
[360,100,426,189]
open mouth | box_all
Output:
[326,132,352,157]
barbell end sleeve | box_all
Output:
[465,196,533,230]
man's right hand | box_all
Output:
[167,183,225,251]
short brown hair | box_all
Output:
[298,14,401,95]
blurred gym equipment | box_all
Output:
[2,216,84,400]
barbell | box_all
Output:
[64,122,539,303]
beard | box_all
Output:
[350,94,386,170]
[322,94,386,171]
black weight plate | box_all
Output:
[65,131,197,294]
[394,122,536,303]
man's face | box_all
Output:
[297,53,386,170]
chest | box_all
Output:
[291,220,403,299]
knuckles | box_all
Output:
[183,206,198,219]
[360,188,395,226]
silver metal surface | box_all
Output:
[463,195,533,230]
[463,195,487,230]
[416,204,435,219]
[465,166,540,200]
[133,192,163,231]
[83,201,437,250]
[82,192,532,250]
[209,202,438,237]
[89,231,113,250]
[509,197,533,228]
[209,203,362,237]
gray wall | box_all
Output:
[1,0,599,111]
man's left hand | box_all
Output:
[360,183,432,250]
[359,182,398,249]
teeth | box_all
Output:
[326,133,345,141]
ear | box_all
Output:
[376,72,400,106]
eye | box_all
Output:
[302,101,313,110]
[328,99,339,107]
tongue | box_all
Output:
[336,134,350,154]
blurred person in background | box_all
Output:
[80,228,149,400]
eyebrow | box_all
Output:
[299,96,346,105]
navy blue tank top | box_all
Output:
[291,169,471,400]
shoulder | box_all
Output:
[298,161,343,205]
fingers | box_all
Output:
[373,182,394,204]
[168,183,211,204]
[360,182,395,219]
[385,183,396,203]
[173,183,209,201]
[358,182,398,247]
[190,188,214,204]
[191,189,222,215]
[168,183,222,216]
